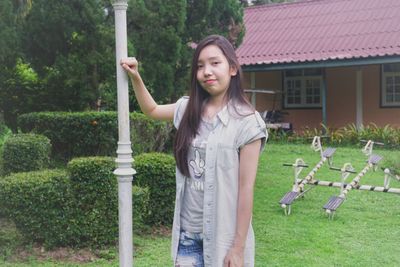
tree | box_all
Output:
[128,0,245,105]
[21,0,116,111]
[12,0,32,17]
[0,60,41,132]
[185,0,244,46]
[0,0,245,130]
[127,0,186,103]
[0,0,24,130]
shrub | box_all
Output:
[359,124,400,147]
[267,128,291,143]
[18,112,173,161]
[67,157,118,246]
[0,218,23,260]
[286,123,400,149]
[132,185,150,230]
[381,154,400,176]
[0,169,73,247]
[134,153,176,226]
[0,157,149,248]
[0,122,11,147]
[339,124,360,145]
[130,113,174,155]
[0,133,51,175]
[0,123,11,176]
[66,157,149,247]
[18,112,116,160]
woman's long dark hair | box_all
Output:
[173,35,252,177]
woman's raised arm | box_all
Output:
[120,57,175,121]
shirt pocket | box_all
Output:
[217,144,237,171]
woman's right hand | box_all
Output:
[120,57,139,79]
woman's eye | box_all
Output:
[212,61,220,65]
[197,65,203,69]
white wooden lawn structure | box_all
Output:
[279,136,336,215]
[280,138,400,219]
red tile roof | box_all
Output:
[236,0,400,66]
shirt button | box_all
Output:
[209,185,213,189]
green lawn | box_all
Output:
[254,143,400,266]
[1,143,399,266]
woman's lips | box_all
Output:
[204,79,216,84]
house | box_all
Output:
[237,0,400,131]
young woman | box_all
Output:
[121,35,267,267]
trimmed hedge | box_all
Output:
[0,133,51,175]
[18,112,174,160]
[0,157,149,248]
[0,169,72,246]
[67,157,118,246]
[134,153,176,226]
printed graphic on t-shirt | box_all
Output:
[188,148,205,191]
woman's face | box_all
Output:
[196,45,237,100]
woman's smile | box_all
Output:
[204,79,217,85]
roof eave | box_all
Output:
[242,55,400,72]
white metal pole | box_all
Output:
[112,1,136,266]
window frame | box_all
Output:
[381,63,400,107]
[283,69,323,109]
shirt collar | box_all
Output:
[216,104,230,126]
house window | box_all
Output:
[382,63,400,107]
[284,69,322,108]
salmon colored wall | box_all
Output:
[243,71,282,111]
[243,65,400,130]
[325,67,357,128]
[363,65,400,127]
[285,110,323,131]
[326,65,400,128]
[243,71,322,130]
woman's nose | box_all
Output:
[203,65,212,76]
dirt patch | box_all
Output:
[148,225,171,237]
[9,245,100,263]
[1,217,170,264]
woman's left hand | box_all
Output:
[223,246,244,267]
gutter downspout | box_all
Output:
[356,67,363,130]
[322,69,327,131]
[250,72,256,107]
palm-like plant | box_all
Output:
[382,155,400,177]
[13,0,32,17]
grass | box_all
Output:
[254,143,400,266]
[1,142,400,266]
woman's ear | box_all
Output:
[230,66,238,76]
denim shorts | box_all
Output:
[175,230,204,267]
